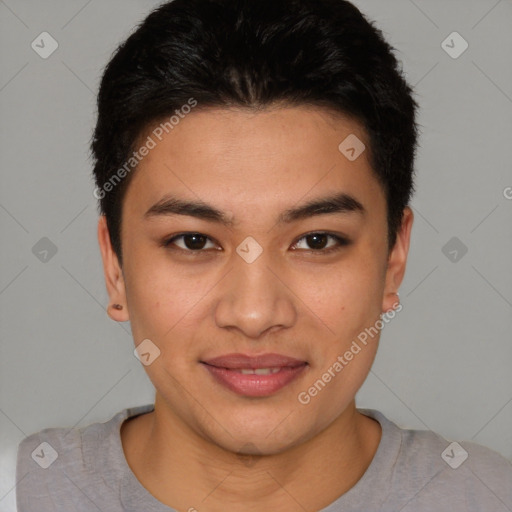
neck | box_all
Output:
[121,395,381,512]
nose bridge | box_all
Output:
[214,247,296,338]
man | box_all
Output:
[16,0,512,510]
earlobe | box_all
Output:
[382,292,401,314]
[381,207,414,313]
[107,302,128,322]
[97,216,130,322]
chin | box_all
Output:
[198,413,314,457]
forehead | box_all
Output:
[123,106,385,221]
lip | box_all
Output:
[200,353,308,397]
[202,353,306,369]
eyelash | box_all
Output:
[161,231,351,256]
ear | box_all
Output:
[97,215,130,322]
[382,207,414,313]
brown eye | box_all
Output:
[291,232,350,253]
[305,233,329,249]
[164,233,218,251]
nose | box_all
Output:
[214,251,297,340]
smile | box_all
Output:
[200,353,308,397]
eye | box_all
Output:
[163,233,220,252]
[291,232,350,254]
[161,231,350,255]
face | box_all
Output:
[98,106,412,455]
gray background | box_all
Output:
[1,0,511,510]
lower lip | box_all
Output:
[201,363,307,397]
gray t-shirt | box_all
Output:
[16,404,512,511]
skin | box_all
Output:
[97,105,413,511]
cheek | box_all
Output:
[293,248,385,397]
[124,261,235,385]
[122,250,206,344]
[293,254,384,334]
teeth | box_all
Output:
[238,367,282,375]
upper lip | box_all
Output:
[201,353,307,369]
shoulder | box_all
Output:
[16,423,84,481]
[363,409,512,511]
[16,422,87,511]
[400,422,512,475]
[16,404,153,512]
[402,429,511,510]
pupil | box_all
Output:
[307,233,327,249]
[185,234,206,250]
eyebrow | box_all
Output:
[144,192,365,226]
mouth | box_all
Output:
[200,353,308,397]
